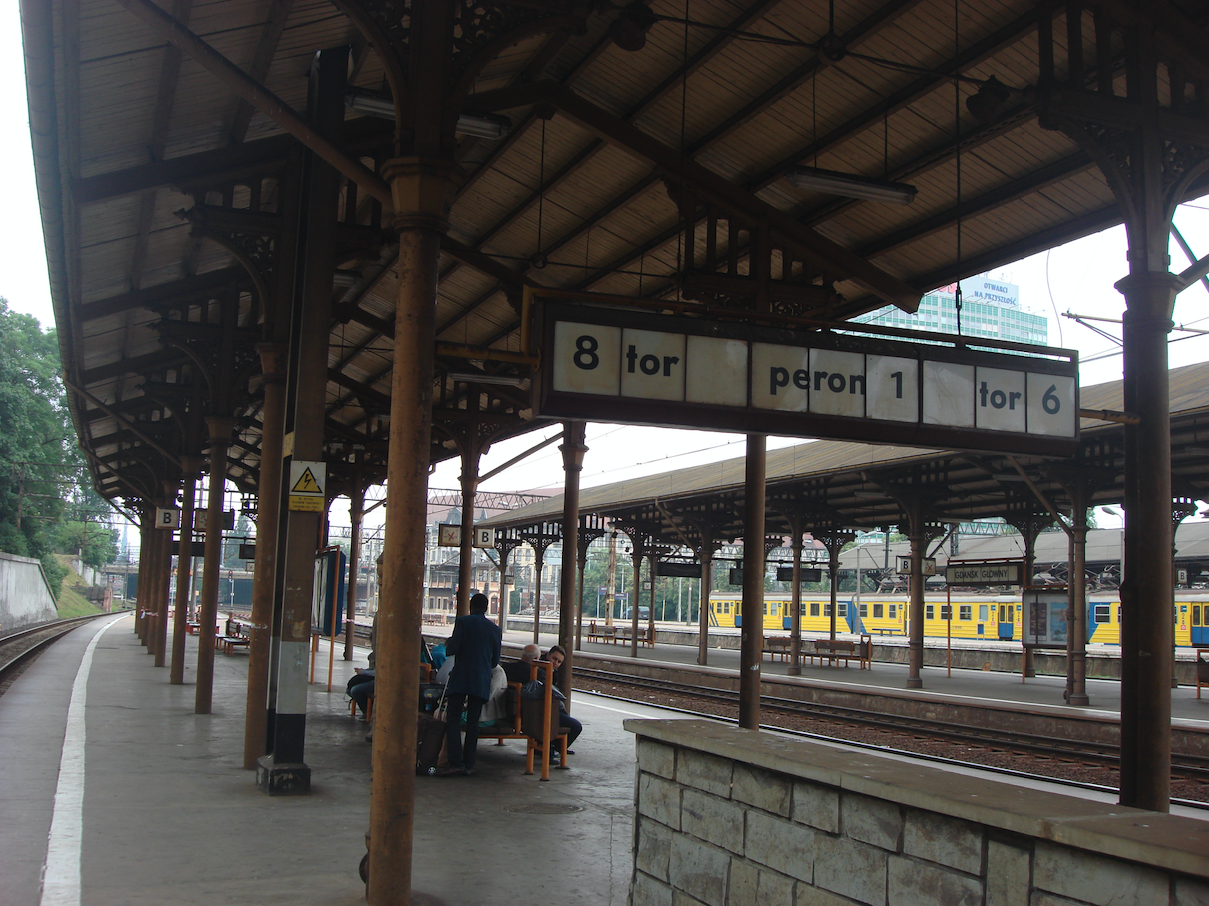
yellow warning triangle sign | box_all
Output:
[292,467,322,494]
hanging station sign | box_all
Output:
[945,560,1022,586]
[534,301,1079,456]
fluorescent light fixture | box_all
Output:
[785,166,918,205]
[852,490,882,499]
[448,372,527,387]
[344,89,511,138]
[992,473,1027,482]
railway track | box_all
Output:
[0,613,117,693]
[571,664,1209,796]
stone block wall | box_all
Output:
[625,718,1209,906]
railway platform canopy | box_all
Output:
[23,0,1209,898]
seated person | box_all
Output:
[544,645,582,759]
[347,669,374,718]
[503,644,540,684]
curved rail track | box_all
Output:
[0,612,118,692]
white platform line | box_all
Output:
[40,616,124,906]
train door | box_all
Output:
[997,603,1014,640]
[1193,604,1209,646]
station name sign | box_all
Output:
[945,561,1022,586]
[536,302,1079,456]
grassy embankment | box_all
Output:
[53,554,106,618]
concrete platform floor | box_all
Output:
[8,613,1207,905]
[4,613,645,906]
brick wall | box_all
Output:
[625,718,1209,906]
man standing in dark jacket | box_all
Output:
[440,593,502,776]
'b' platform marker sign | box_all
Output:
[288,461,326,512]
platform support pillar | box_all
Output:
[1067,505,1089,706]
[170,459,201,683]
[558,422,586,696]
[345,479,365,662]
[739,434,766,730]
[696,541,714,666]
[905,504,926,690]
[1117,273,1177,812]
[135,508,152,642]
[153,478,177,666]
[243,343,288,767]
[787,519,803,676]
[366,164,448,901]
[195,416,235,714]
[456,412,483,617]
[261,45,348,791]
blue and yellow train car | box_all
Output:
[711,592,1209,646]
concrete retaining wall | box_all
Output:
[0,551,58,631]
[626,718,1209,906]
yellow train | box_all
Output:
[710,593,1209,646]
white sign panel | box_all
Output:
[540,303,1079,456]
[156,507,180,529]
[474,527,496,548]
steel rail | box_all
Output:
[0,613,115,686]
[572,665,1209,784]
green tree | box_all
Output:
[0,300,89,596]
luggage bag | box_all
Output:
[416,686,448,775]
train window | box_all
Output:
[939,605,952,620]
[1117,605,1121,623]
[1194,605,1201,626]
[823,603,832,616]
[979,604,989,622]
[859,603,868,617]
[888,604,897,618]
[959,605,972,621]
[926,604,935,619]
[1093,604,1110,624]
[810,602,820,616]
[838,603,847,617]
[873,602,884,618]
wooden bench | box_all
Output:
[217,635,250,654]
[477,661,568,780]
[809,635,873,669]
[586,621,610,643]
[764,636,792,662]
[614,625,653,647]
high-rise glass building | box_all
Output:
[852,275,1048,345]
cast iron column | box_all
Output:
[1067,496,1090,706]
[243,342,287,768]
[1117,272,1177,811]
[195,416,236,714]
[153,478,177,666]
[135,508,152,641]
[905,502,926,689]
[788,523,803,676]
[456,425,481,616]
[557,421,586,699]
[696,539,714,666]
[170,458,201,683]
[368,161,448,901]
[739,434,767,730]
[260,46,347,790]
[346,481,364,661]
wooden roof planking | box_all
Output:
[22,0,1208,504]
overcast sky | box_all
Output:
[4,3,1207,528]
